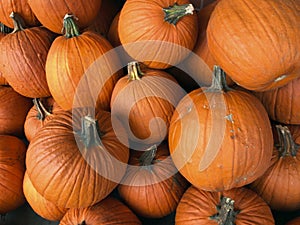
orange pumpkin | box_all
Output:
[0,23,11,86]
[286,217,300,225]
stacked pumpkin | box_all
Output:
[0,0,299,224]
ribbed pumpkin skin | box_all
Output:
[207,0,300,91]
[176,186,274,224]
[0,0,39,28]
[46,31,121,111]
[0,86,32,136]
[27,0,102,34]
[0,135,27,214]
[169,85,273,191]
[26,110,129,208]
[23,172,67,221]
[59,197,141,225]
[254,77,300,125]
[118,0,198,69]
[118,142,189,218]
[286,217,300,225]
[0,26,55,98]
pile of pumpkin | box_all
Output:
[0,0,299,224]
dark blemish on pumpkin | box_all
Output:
[230,135,235,139]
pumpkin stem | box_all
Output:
[62,14,80,38]
[0,22,13,34]
[80,116,103,148]
[33,98,52,121]
[275,125,300,157]
[139,145,157,168]
[78,221,86,225]
[127,61,144,81]
[9,12,26,33]
[211,196,239,225]
[163,3,195,25]
[205,65,232,93]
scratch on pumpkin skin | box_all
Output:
[225,114,234,123]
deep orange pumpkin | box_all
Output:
[46,14,122,111]
[169,66,273,191]
[176,186,274,224]
[59,197,141,225]
[118,142,189,218]
[118,0,198,69]
[207,0,300,91]
[0,135,27,214]
[286,217,300,225]
[23,172,67,221]
[26,109,129,208]
[250,125,300,211]
[0,13,56,98]
[0,23,11,86]
[28,0,102,34]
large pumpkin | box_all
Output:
[169,66,273,191]
[250,125,300,211]
[26,109,129,208]
[0,12,56,98]
[0,23,12,86]
[118,142,189,218]
[0,86,32,136]
[111,61,185,148]
[46,14,122,111]
[206,0,300,91]
[0,135,27,214]
[175,186,275,224]
[28,0,102,34]
[118,0,198,69]
[59,197,141,225]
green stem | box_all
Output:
[205,65,232,93]
[33,98,52,121]
[163,3,195,25]
[9,12,25,33]
[275,125,300,157]
[80,116,103,148]
[0,22,13,34]
[127,61,144,81]
[211,196,239,225]
[62,14,80,38]
[139,145,157,167]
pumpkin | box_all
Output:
[111,61,185,148]
[175,186,275,224]
[23,172,67,221]
[46,14,122,111]
[250,125,300,211]
[118,142,189,218]
[168,66,273,191]
[0,12,56,98]
[118,0,198,69]
[0,135,27,214]
[0,23,12,86]
[286,217,300,225]
[253,77,300,124]
[28,0,102,34]
[206,0,300,91]
[0,0,40,28]
[26,109,129,208]
[24,97,63,142]
[0,86,32,136]
[59,197,141,225]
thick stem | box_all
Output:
[127,61,144,81]
[139,145,157,167]
[205,65,232,93]
[78,221,86,225]
[33,98,52,121]
[163,3,194,25]
[275,125,300,157]
[62,14,80,38]
[80,116,102,148]
[0,22,13,34]
[9,12,25,33]
[211,196,239,225]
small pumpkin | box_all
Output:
[206,0,300,91]
[175,186,275,224]
[250,125,300,211]
[46,14,122,111]
[118,0,198,69]
[0,12,56,98]
[169,66,273,191]
[0,22,12,86]
[0,135,27,214]
[23,172,67,221]
[118,142,189,218]
[59,197,141,225]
